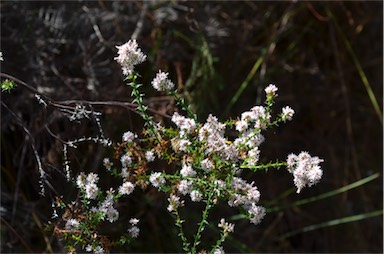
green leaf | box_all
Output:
[1,79,15,92]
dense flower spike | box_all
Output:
[115,40,146,75]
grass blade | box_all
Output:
[225,51,266,113]
[278,210,383,240]
[267,172,380,213]
[326,8,383,124]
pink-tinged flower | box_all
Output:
[248,204,266,225]
[149,172,166,188]
[218,218,235,234]
[264,84,278,96]
[145,150,155,162]
[119,181,135,195]
[122,131,136,142]
[180,164,196,177]
[120,154,132,168]
[129,218,139,225]
[65,218,80,231]
[201,158,214,171]
[190,190,203,202]
[178,180,193,195]
[85,183,98,199]
[151,70,175,91]
[115,40,146,76]
[167,194,184,212]
[287,152,324,193]
[281,106,295,121]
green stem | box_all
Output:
[127,73,159,142]
[168,89,197,121]
[191,188,215,253]
[209,232,227,254]
[173,208,190,252]
[241,161,287,171]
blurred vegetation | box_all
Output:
[1,1,382,253]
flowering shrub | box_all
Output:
[47,40,324,253]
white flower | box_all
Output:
[85,183,98,199]
[76,173,86,188]
[103,158,113,170]
[128,226,140,238]
[167,194,184,212]
[248,204,266,225]
[94,246,104,254]
[65,218,79,231]
[235,120,248,132]
[171,112,196,135]
[246,147,260,166]
[86,173,99,184]
[120,154,132,168]
[122,131,136,142]
[115,40,146,76]
[85,244,93,252]
[106,207,119,222]
[179,139,191,152]
[180,164,196,177]
[201,158,214,171]
[151,70,175,91]
[119,181,135,195]
[121,167,130,178]
[281,106,295,121]
[286,152,324,193]
[145,150,155,162]
[178,180,193,195]
[286,153,298,172]
[129,218,139,225]
[190,190,203,202]
[218,218,235,234]
[213,247,225,254]
[265,84,278,96]
[149,172,166,188]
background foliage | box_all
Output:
[1,1,382,253]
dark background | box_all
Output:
[1,1,383,253]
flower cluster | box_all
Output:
[94,189,120,223]
[149,172,166,188]
[128,218,140,238]
[52,40,324,254]
[65,218,80,231]
[76,172,99,199]
[115,40,146,75]
[199,114,238,161]
[151,70,175,91]
[122,131,137,143]
[86,244,104,254]
[218,218,235,236]
[171,112,197,136]
[264,84,278,96]
[287,152,324,193]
